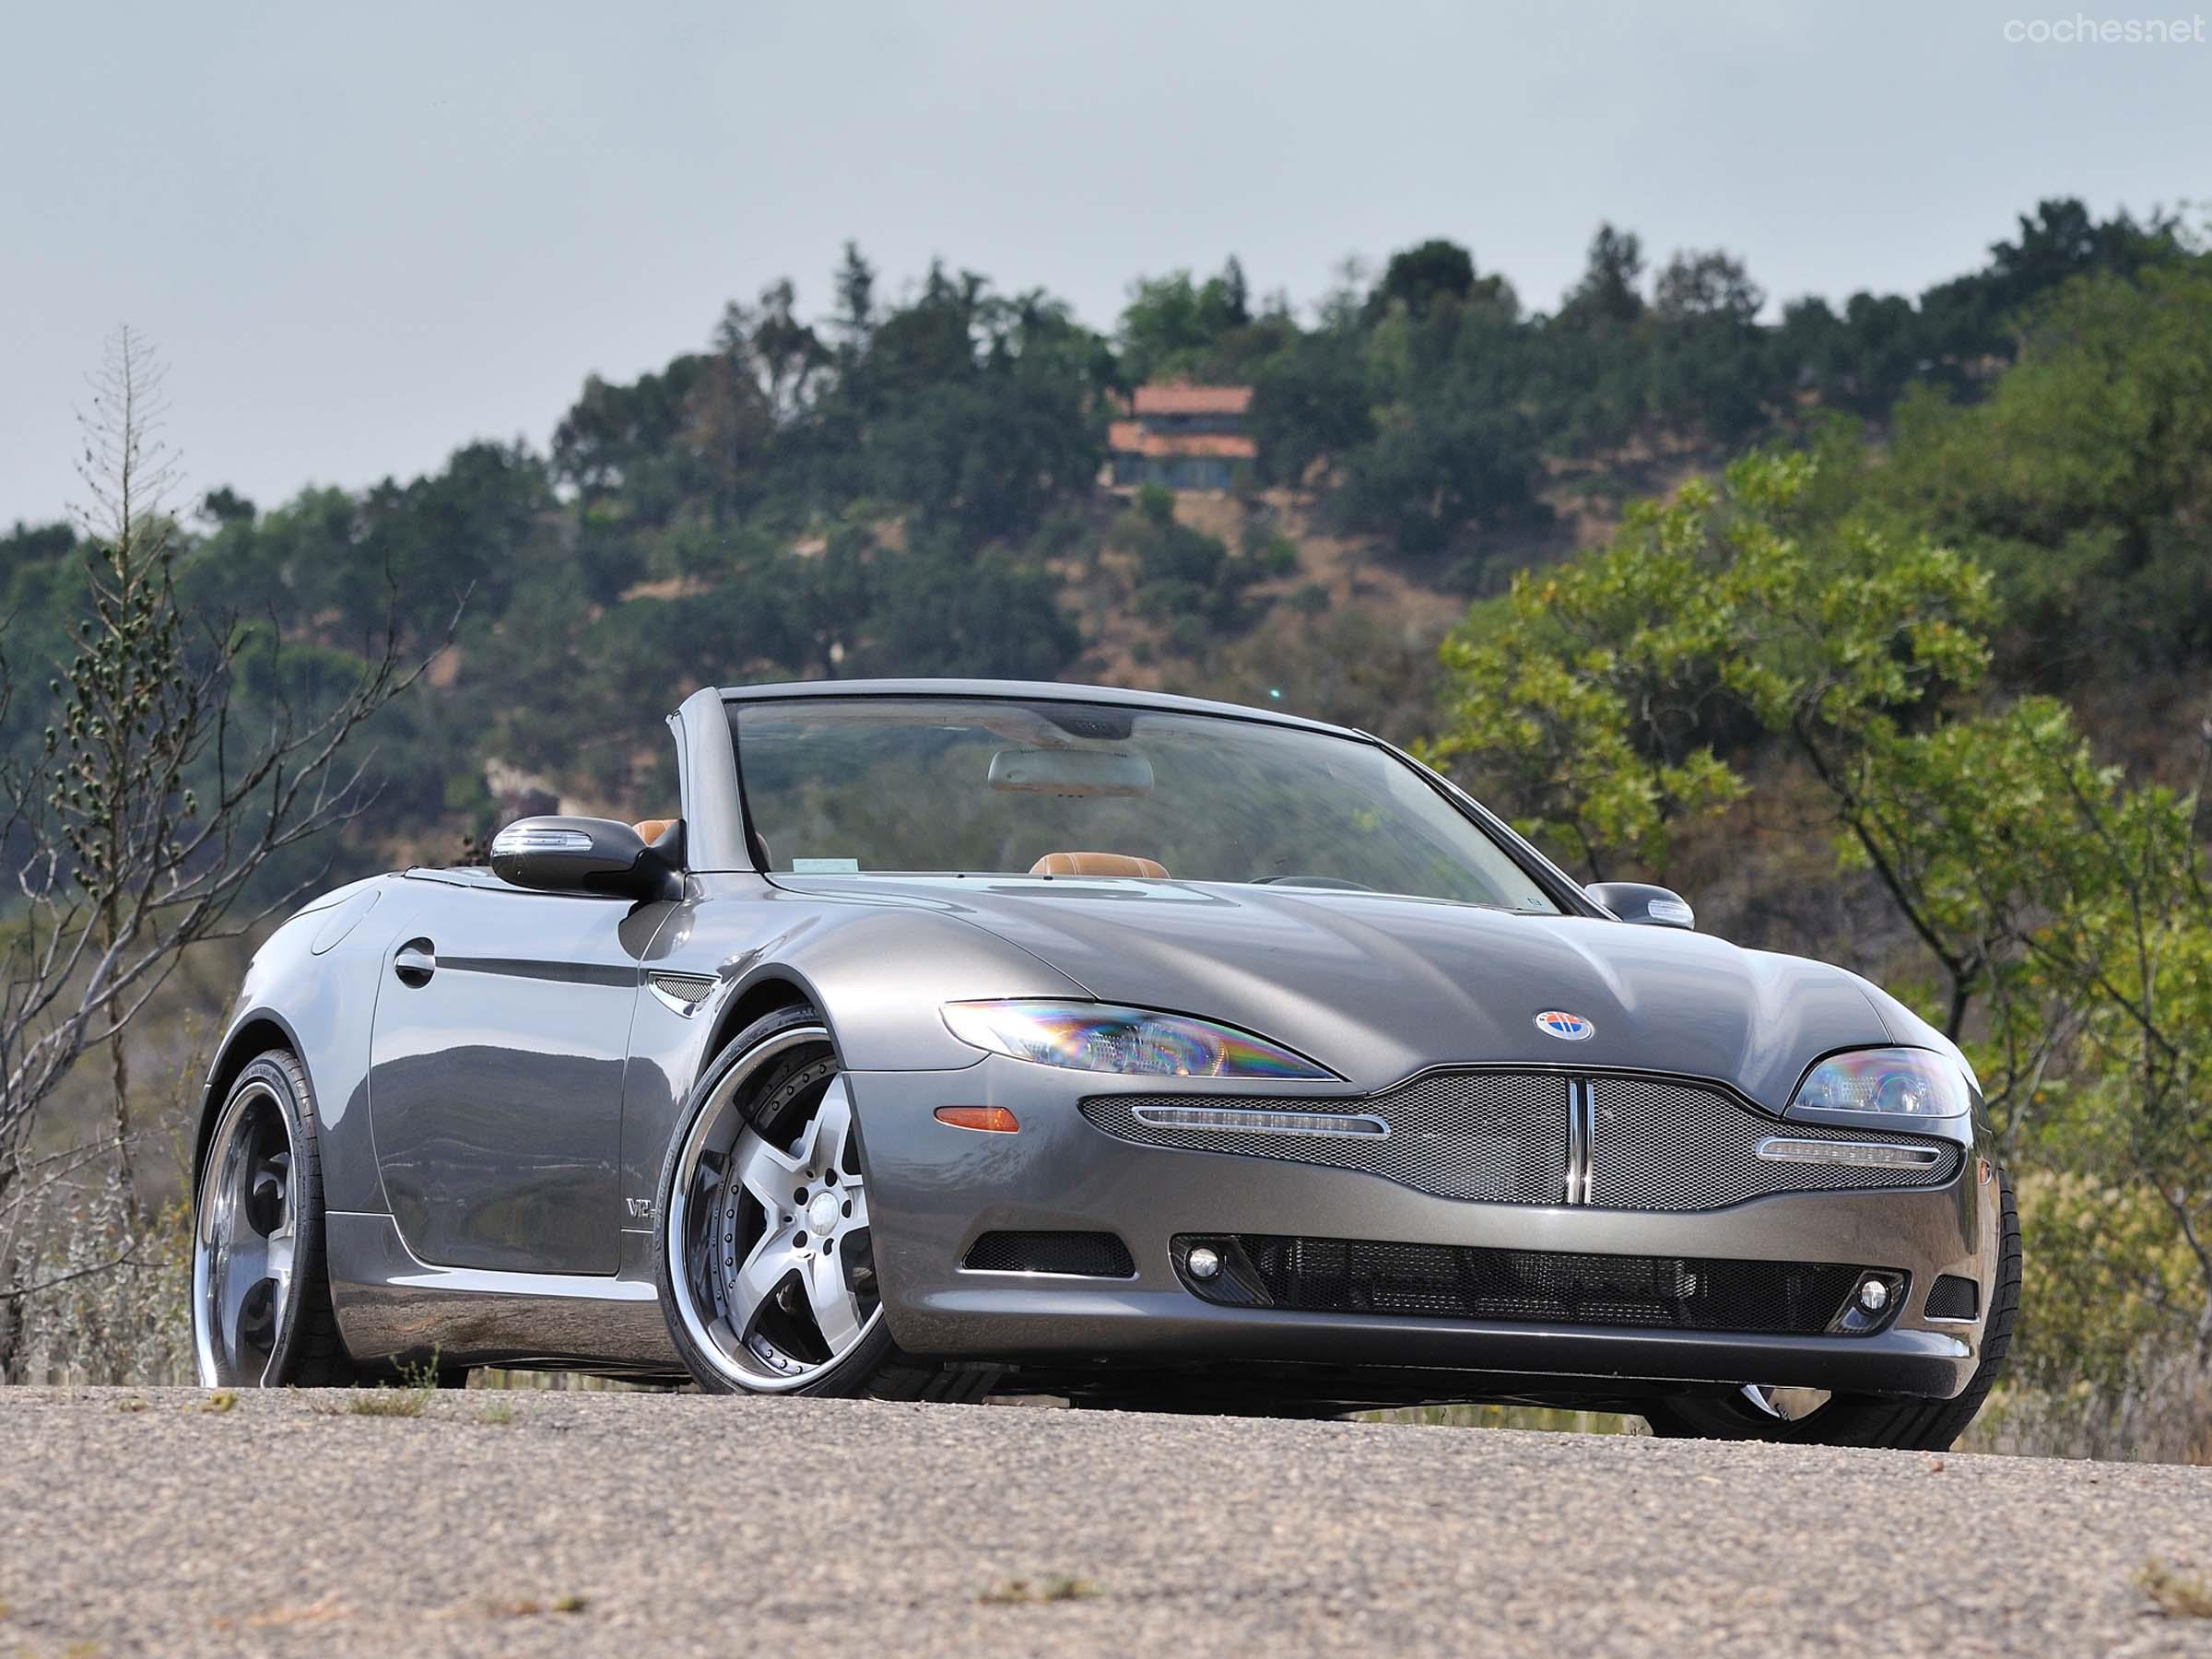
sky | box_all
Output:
[3,0,2206,526]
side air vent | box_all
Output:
[647,971,716,1015]
[962,1230,1135,1279]
[1924,1274,1981,1322]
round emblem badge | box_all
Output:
[1534,1010,1594,1041]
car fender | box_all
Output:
[614,875,1089,1218]
[199,873,421,1215]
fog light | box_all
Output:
[1186,1246,1222,1280]
[1858,1279,1889,1312]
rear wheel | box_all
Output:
[654,1006,989,1400]
[191,1051,351,1387]
[1643,1171,2021,1451]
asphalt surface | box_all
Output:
[3,1389,2210,1658]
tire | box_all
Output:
[191,1049,352,1387]
[653,1005,991,1401]
[1643,1170,2022,1452]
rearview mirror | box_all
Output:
[489,816,678,902]
[987,747,1155,797]
[1587,881,1696,931]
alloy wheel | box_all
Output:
[1735,1384,1833,1422]
[192,1080,300,1386]
[666,1025,883,1390]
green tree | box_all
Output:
[1557,222,1646,328]
[1116,256,1257,383]
[1884,265,2212,679]
[1367,239,1512,322]
[1653,249,1763,324]
[1250,327,1374,486]
[1426,451,1991,917]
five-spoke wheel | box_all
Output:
[194,1077,298,1385]
[662,1015,885,1391]
[191,1052,347,1387]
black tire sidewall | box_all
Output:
[653,1006,900,1395]
[1643,1169,2024,1451]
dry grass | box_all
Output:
[1359,1404,1650,1436]
[2138,1559,2212,1618]
[979,1576,1100,1606]
[473,1594,588,1619]
[346,1388,428,1418]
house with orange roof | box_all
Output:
[1107,382,1257,491]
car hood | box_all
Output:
[769,877,1908,1105]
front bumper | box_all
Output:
[848,1059,2000,1404]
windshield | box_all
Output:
[729,697,1559,912]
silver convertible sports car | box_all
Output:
[194,680,2017,1446]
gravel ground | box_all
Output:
[3,1387,2210,1657]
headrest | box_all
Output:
[1029,851,1169,878]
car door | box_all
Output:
[367,868,666,1276]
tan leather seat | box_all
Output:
[634,818,676,844]
[1029,851,1169,878]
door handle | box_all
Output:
[393,939,437,985]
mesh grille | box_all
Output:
[1082,1072,1571,1204]
[1189,1234,1870,1335]
[1584,1077,1961,1210]
[962,1230,1135,1278]
[1924,1274,1981,1321]
[1085,1069,1961,1213]
[648,971,715,1005]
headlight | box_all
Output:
[1788,1047,1971,1120]
[941,1000,1335,1079]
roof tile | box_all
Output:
[1131,382,1253,416]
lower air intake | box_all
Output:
[962,1230,1135,1278]
[1924,1274,1981,1321]
[1177,1233,1887,1336]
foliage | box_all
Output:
[1882,265,2212,680]
[1117,257,1254,382]
[2,1171,190,1384]
[4,201,2179,851]
[1367,239,1518,324]
[1249,199,2200,559]
[1112,488,1270,641]
[0,329,431,1372]
[1425,452,1989,879]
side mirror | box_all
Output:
[489,816,679,902]
[1587,880,1696,931]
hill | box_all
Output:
[9,197,2187,871]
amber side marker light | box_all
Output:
[935,1105,1019,1134]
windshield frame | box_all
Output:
[719,688,1600,916]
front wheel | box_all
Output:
[1643,1171,2022,1451]
[653,1006,989,1401]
